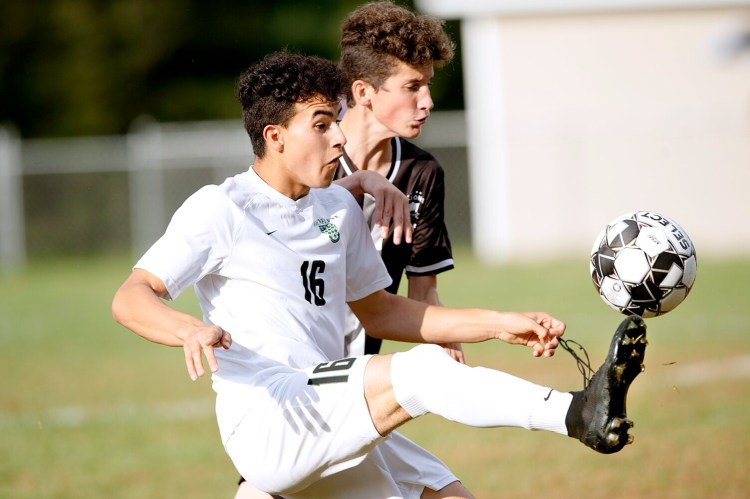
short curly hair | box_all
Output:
[339,1,455,106]
[237,51,348,158]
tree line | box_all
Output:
[0,0,463,138]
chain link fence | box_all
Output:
[0,112,470,272]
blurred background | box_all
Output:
[2,1,750,498]
[0,0,469,272]
[2,1,750,273]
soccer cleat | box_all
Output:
[565,315,648,454]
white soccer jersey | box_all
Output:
[135,168,391,443]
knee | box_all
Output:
[395,344,456,378]
[403,343,451,364]
[390,344,458,418]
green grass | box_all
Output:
[1,250,749,498]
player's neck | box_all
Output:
[340,111,394,176]
[252,160,310,201]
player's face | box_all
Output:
[370,60,434,139]
[278,98,346,197]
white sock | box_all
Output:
[390,344,572,436]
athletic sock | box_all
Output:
[390,344,573,436]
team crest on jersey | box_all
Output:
[315,217,340,243]
[409,190,425,225]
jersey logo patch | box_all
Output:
[315,217,340,243]
[409,190,425,225]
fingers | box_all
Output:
[184,341,208,381]
[534,329,560,358]
[443,343,466,364]
[214,330,233,350]
[525,312,566,337]
[184,345,202,381]
[373,188,412,245]
[183,326,230,381]
[399,194,412,244]
[203,344,220,375]
[514,313,561,358]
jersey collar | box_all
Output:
[339,137,402,183]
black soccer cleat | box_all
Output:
[565,315,648,454]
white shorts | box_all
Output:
[225,356,457,497]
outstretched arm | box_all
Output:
[348,290,564,358]
[334,170,413,245]
[111,268,232,380]
[408,275,465,363]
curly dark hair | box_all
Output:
[339,1,455,106]
[237,51,348,158]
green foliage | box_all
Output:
[0,0,463,138]
[2,252,748,497]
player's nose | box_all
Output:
[419,86,434,111]
[331,122,347,148]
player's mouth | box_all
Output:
[415,112,430,125]
[326,155,342,168]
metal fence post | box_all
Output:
[0,125,26,274]
[127,117,166,260]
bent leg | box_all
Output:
[363,354,413,435]
[388,344,572,433]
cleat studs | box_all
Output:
[627,434,635,445]
[640,364,646,372]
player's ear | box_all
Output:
[351,80,373,107]
[263,124,284,152]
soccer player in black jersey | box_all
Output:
[334,1,461,362]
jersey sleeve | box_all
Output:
[407,162,454,276]
[134,186,236,300]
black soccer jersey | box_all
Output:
[335,137,454,296]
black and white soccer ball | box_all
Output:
[590,211,697,318]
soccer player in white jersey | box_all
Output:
[112,51,648,498]
[235,3,463,496]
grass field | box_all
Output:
[1,249,749,498]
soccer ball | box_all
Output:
[590,211,697,318]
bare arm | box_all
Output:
[348,290,564,358]
[408,275,465,363]
[111,268,232,380]
[333,170,412,244]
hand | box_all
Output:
[440,342,466,364]
[181,325,232,380]
[495,312,566,358]
[354,171,413,244]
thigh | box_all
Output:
[283,449,402,499]
[289,436,461,499]
[226,357,385,495]
[364,354,413,435]
[378,432,458,497]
